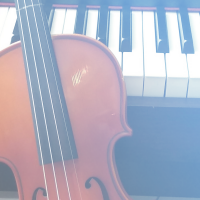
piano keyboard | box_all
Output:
[1,6,200,98]
[0,7,16,51]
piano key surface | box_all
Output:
[178,7,194,54]
[63,9,77,34]
[120,5,132,52]
[123,11,143,96]
[143,11,166,97]
[155,6,169,53]
[0,7,9,36]
[165,11,188,98]
[74,4,86,34]
[85,9,98,39]
[108,10,122,66]
[187,12,200,98]
[0,7,16,51]
[51,8,66,34]
[2,5,200,99]
[97,5,109,45]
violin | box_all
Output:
[0,0,132,199]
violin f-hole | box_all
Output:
[32,187,47,200]
[85,177,110,200]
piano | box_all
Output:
[0,0,200,103]
[0,0,200,199]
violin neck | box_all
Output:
[14,0,78,165]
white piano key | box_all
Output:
[108,10,122,66]
[63,9,77,34]
[51,8,66,34]
[0,7,17,51]
[165,12,188,98]
[123,11,143,96]
[143,11,166,97]
[187,12,200,98]
[85,9,99,39]
[0,7,9,36]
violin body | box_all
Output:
[0,34,132,200]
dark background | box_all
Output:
[115,106,200,197]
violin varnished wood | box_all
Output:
[0,34,132,200]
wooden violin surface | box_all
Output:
[0,34,132,200]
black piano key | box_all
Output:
[178,6,194,54]
[97,5,109,45]
[120,5,131,52]
[74,4,87,34]
[48,8,55,30]
[155,6,169,53]
[11,21,20,44]
[44,0,53,15]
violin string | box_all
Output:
[22,1,61,199]
[15,1,49,199]
[30,0,72,199]
[38,2,84,199]
[38,3,83,200]
[30,0,82,199]
[19,0,60,199]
